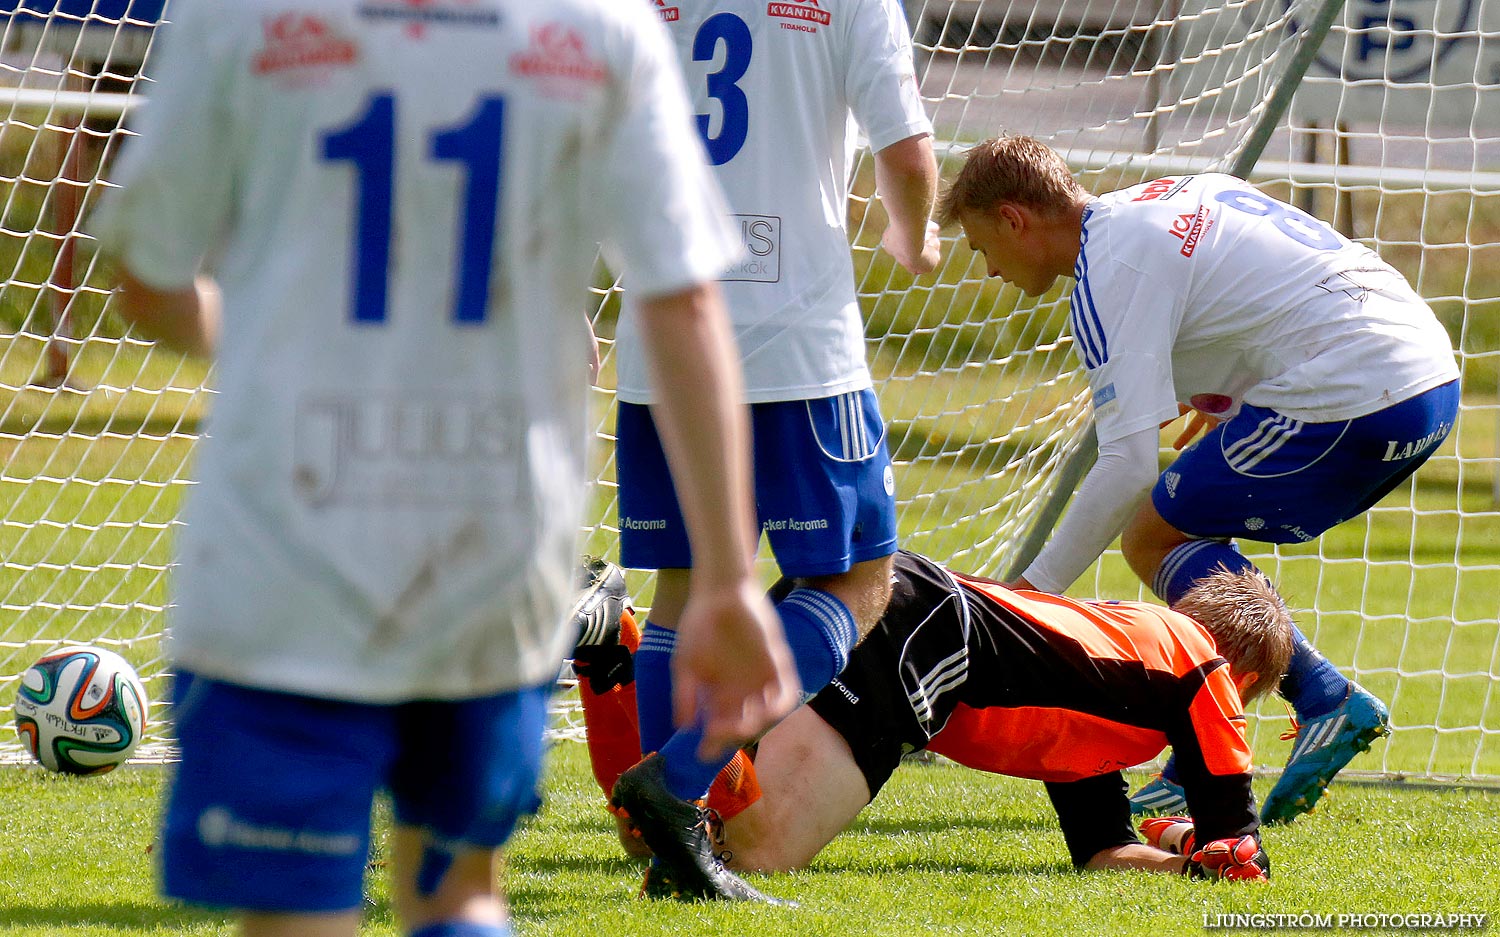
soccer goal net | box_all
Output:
[0,0,1495,783]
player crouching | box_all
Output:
[570,552,1287,889]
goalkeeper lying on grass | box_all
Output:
[572,550,1291,885]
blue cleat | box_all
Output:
[1261,683,1389,825]
[1129,773,1189,817]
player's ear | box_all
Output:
[1232,669,1260,701]
[997,202,1026,232]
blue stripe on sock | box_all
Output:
[777,588,858,680]
[1152,540,1255,605]
[654,587,861,801]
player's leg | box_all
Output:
[1121,414,1371,819]
[760,387,900,664]
[159,673,392,937]
[612,392,897,899]
[388,833,508,936]
[569,560,645,802]
[239,913,361,937]
[614,405,774,899]
[641,390,899,800]
[722,706,873,870]
[1123,387,1456,819]
[385,683,550,936]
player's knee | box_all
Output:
[644,568,691,628]
[395,847,501,927]
[722,834,815,873]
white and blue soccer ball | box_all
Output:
[12,645,149,775]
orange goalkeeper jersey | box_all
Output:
[804,550,1258,862]
[926,574,1252,784]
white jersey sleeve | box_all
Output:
[844,0,930,152]
[92,9,234,289]
[1071,201,1187,446]
[593,12,741,298]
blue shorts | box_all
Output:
[616,389,899,577]
[160,672,549,913]
[1153,380,1459,543]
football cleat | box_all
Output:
[612,754,787,904]
[571,556,631,648]
[1260,683,1389,825]
[1129,772,1188,817]
[570,557,635,694]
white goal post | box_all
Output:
[0,0,1494,782]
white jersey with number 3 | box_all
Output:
[94,0,739,701]
[1073,173,1458,446]
[614,0,931,404]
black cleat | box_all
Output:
[570,556,631,648]
[612,754,788,904]
[569,558,635,694]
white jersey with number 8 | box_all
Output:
[1072,173,1458,447]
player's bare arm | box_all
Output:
[636,281,800,755]
[112,272,221,359]
[874,132,941,275]
[1084,842,1189,874]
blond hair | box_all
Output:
[1173,566,1294,704]
[936,135,1084,227]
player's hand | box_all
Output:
[1159,404,1222,450]
[1172,409,1220,450]
[883,220,942,276]
[1185,835,1271,882]
[671,578,801,760]
[1140,816,1196,856]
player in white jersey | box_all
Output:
[93,2,799,935]
[607,0,941,903]
[938,135,1459,827]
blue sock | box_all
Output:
[1151,539,1255,605]
[1277,624,1351,720]
[409,921,511,937]
[1154,541,1350,719]
[656,587,859,801]
[776,587,859,699]
[635,621,676,755]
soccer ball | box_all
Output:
[12,645,149,774]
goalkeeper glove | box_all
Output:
[1140,816,1196,856]
[1185,835,1271,882]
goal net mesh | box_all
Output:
[0,0,1494,783]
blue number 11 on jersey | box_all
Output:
[321,93,507,324]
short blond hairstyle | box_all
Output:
[936,135,1084,227]
[1173,566,1294,704]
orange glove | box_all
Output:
[1186,835,1271,882]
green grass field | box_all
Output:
[0,745,1495,937]
[0,96,1498,934]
